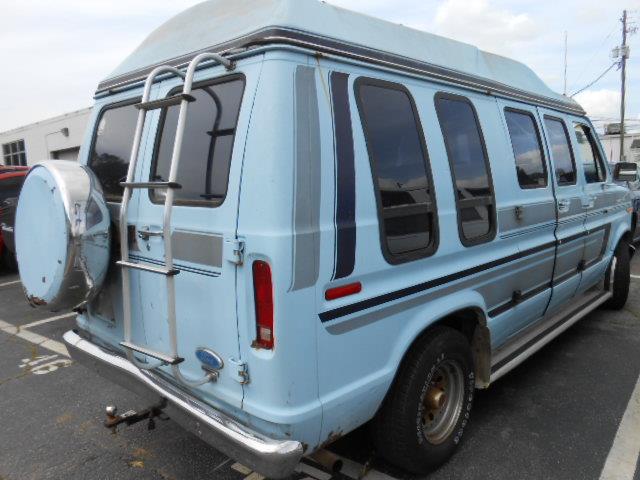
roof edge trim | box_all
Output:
[96,27,585,116]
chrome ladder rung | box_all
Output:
[120,181,182,190]
[135,93,196,111]
[120,342,184,365]
[117,260,179,277]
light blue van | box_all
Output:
[14,0,639,477]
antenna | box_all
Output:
[563,31,568,96]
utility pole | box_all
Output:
[619,10,628,162]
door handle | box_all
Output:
[557,199,571,213]
[137,226,164,240]
[582,196,596,210]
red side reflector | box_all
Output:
[252,260,274,349]
[325,282,362,301]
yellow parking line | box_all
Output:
[599,375,640,480]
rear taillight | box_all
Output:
[252,260,274,349]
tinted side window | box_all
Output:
[544,117,577,186]
[435,94,495,245]
[151,77,245,206]
[504,110,547,188]
[574,124,606,183]
[356,80,437,260]
[89,102,139,200]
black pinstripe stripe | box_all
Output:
[319,223,611,323]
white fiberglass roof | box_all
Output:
[103,0,579,112]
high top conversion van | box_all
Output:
[15,0,638,476]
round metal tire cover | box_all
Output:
[15,161,111,311]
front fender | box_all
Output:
[610,215,633,254]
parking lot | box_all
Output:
[0,261,639,480]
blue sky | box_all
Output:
[0,0,638,132]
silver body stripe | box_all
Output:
[290,66,322,291]
[498,200,556,234]
[170,230,223,269]
[326,247,554,335]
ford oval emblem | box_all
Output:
[195,348,224,372]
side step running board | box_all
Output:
[117,260,180,277]
[120,342,184,366]
[135,93,196,111]
[490,289,612,383]
[120,181,182,190]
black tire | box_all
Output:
[603,239,630,310]
[372,327,475,474]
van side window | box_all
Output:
[89,101,139,201]
[504,109,548,189]
[150,77,245,206]
[435,94,495,246]
[574,124,606,183]
[355,79,437,261]
[543,117,577,186]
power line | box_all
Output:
[570,61,618,97]
[569,20,619,91]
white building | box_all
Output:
[0,108,92,166]
[600,128,640,165]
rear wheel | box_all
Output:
[604,239,630,310]
[372,327,475,474]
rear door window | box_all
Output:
[355,78,438,262]
[574,124,607,183]
[543,117,577,186]
[504,109,548,189]
[435,93,495,246]
[89,101,139,201]
[150,76,245,206]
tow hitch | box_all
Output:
[104,400,168,433]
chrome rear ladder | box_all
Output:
[118,53,235,387]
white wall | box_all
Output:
[600,133,640,164]
[0,108,92,165]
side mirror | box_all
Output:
[614,162,638,182]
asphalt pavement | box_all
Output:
[0,259,639,480]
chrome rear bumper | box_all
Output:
[63,330,303,478]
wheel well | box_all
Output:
[620,230,634,258]
[411,308,492,389]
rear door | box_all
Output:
[127,68,255,408]
[538,112,586,315]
